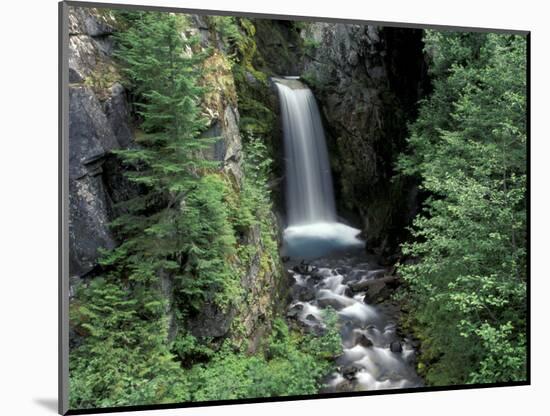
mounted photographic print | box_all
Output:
[59,1,530,414]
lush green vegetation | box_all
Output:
[397,32,527,385]
[71,282,341,407]
[187,314,341,401]
[69,11,340,409]
[68,8,528,409]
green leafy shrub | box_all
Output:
[397,32,527,385]
[187,317,342,401]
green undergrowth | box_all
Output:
[70,292,341,408]
[69,11,336,409]
[187,314,341,401]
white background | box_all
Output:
[1,0,547,415]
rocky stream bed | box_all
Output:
[285,248,423,392]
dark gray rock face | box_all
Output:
[220,105,244,185]
[390,340,403,353]
[303,24,428,254]
[68,86,117,277]
[254,19,305,76]
[68,8,134,278]
[68,7,116,82]
[187,302,237,338]
[104,83,133,148]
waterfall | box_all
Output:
[276,81,336,225]
[275,78,364,258]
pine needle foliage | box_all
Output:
[103,10,233,312]
[69,277,190,408]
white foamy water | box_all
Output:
[283,222,364,259]
[318,274,347,295]
[339,301,380,325]
[291,301,324,324]
[317,289,356,309]
[355,370,411,390]
[275,79,365,259]
[286,251,423,393]
[276,81,336,224]
[340,345,370,364]
[279,77,422,393]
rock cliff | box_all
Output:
[302,23,428,254]
[67,8,285,351]
[68,8,133,278]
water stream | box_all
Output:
[275,77,422,392]
[276,80,336,225]
[275,78,363,259]
[286,252,422,392]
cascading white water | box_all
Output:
[279,78,422,392]
[276,81,336,224]
[275,78,364,258]
[287,254,423,392]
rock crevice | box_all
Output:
[302,23,429,254]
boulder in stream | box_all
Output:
[342,365,360,380]
[305,313,318,322]
[357,334,373,348]
[390,341,403,353]
[292,284,316,302]
[292,261,316,275]
[317,296,346,310]
[286,303,304,318]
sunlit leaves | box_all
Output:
[397,32,527,385]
